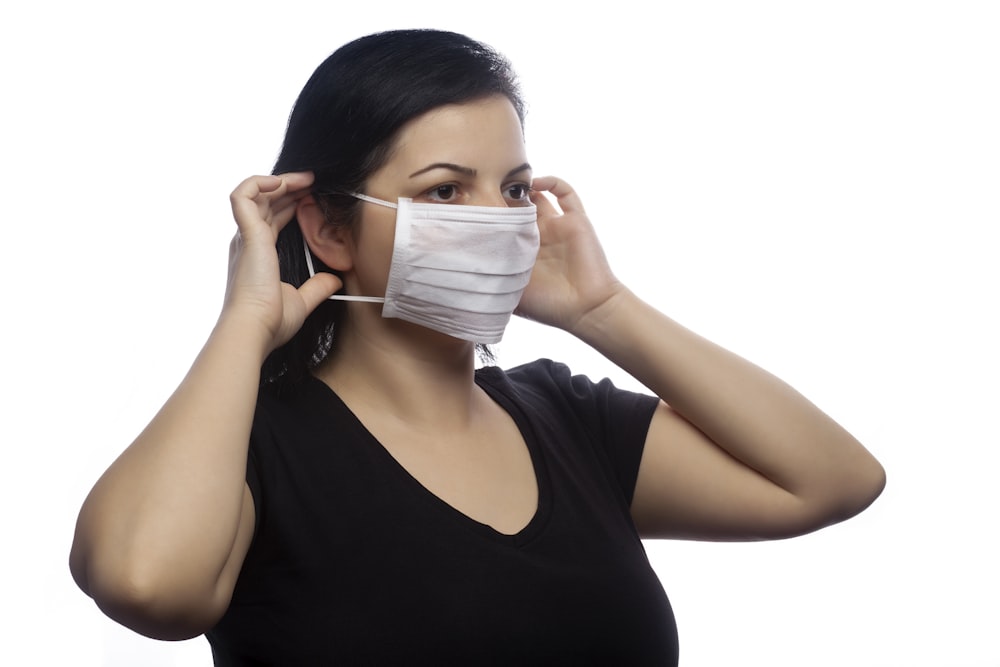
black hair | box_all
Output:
[261,29,524,387]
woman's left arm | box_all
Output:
[525,177,885,541]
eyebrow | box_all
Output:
[408,162,532,179]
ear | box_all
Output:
[296,195,354,272]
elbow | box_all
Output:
[803,451,887,534]
[864,456,887,504]
[70,544,225,641]
[839,454,886,519]
[93,577,219,641]
[95,571,224,640]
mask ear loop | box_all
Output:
[350,192,398,208]
[299,190,395,302]
[301,236,386,303]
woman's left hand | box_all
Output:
[516,176,627,334]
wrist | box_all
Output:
[567,284,638,346]
[213,307,279,364]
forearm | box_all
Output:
[70,311,270,629]
[573,287,885,508]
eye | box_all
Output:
[505,183,531,203]
[425,184,459,202]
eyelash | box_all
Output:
[427,184,460,201]
[423,183,533,203]
[506,183,532,201]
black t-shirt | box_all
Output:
[207,359,679,665]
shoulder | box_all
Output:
[480,360,660,506]
[477,357,600,397]
[477,358,566,392]
[477,358,658,442]
[252,375,334,431]
[476,358,589,411]
[479,358,656,412]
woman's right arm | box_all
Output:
[69,173,340,640]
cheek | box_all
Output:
[352,209,397,293]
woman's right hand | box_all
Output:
[225,172,342,352]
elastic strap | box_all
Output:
[350,192,398,209]
[327,294,386,303]
[302,237,386,303]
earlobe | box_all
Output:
[296,196,354,272]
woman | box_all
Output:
[70,29,885,665]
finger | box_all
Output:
[267,194,307,232]
[531,176,586,215]
[229,172,312,214]
[230,174,309,243]
[298,273,343,314]
[230,174,279,204]
[273,171,315,193]
[529,187,562,219]
[230,175,284,234]
[259,173,316,231]
[269,186,314,216]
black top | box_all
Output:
[207,359,678,665]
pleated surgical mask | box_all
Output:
[304,193,539,343]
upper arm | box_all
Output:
[631,402,813,541]
[211,483,257,608]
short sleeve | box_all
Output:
[244,390,284,535]
[244,444,263,533]
[498,359,660,504]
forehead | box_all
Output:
[384,96,526,171]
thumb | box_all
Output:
[298,273,344,315]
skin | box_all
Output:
[69,95,885,641]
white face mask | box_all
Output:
[304,193,539,344]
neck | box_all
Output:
[314,310,485,430]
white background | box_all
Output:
[2,1,997,665]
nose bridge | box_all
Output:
[463,171,509,208]
[471,186,509,208]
